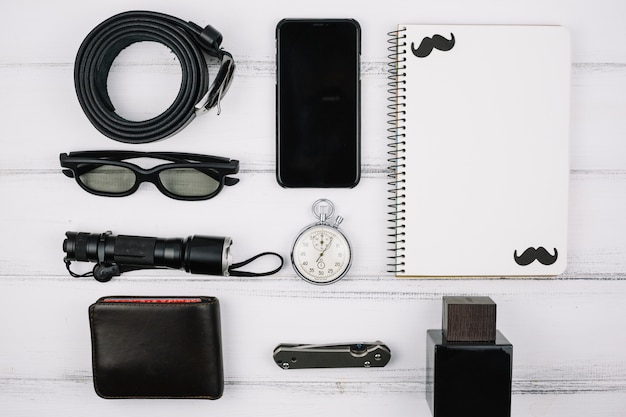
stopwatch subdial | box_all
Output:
[312,230,333,252]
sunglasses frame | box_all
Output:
[60,151,239,201]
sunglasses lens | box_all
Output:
[78,164,136,194]
[159,168,221,198]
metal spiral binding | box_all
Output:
[386,27,407,274]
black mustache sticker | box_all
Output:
[411,33,455,58]
[513,247,558,266]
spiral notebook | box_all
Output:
[388,25,570,277]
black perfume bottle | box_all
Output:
[426,296,513,417]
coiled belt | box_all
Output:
[74,11,235,144]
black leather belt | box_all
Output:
[74,11,235,144]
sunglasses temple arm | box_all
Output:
[63,163,103,177]
[224,176,240,186]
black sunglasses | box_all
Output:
[60,151,239,201]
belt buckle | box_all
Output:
[195,54,235,116]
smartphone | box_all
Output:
[276,19,361,188]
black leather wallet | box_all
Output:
[89,296,223,399]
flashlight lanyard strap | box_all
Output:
[229,252,284,277]
[64,258,144,282]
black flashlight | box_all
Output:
[63,231,282,282]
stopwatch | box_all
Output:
[291,199,352,285]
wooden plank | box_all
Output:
[0,170,624,279]
[0,62,625,170]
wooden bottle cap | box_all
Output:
[442,296,497,342]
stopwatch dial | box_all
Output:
[292,225,351,284]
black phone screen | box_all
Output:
[276,19,360,188]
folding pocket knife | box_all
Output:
[273,341,391,369]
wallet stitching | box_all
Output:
[96,394,223,400]
[96,296,218,305]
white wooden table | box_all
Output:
[1,1,625,415]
